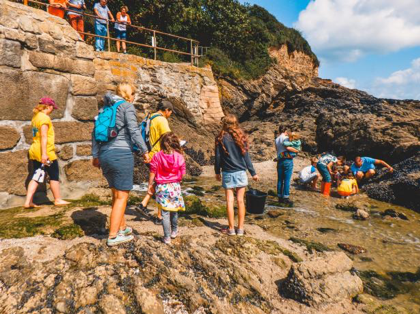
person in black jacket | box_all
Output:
[215,114,259,236]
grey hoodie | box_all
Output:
[92,93,148,158]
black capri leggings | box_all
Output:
[32,159,60,181]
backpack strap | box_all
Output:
[111,100,126,132]
[148,114,166,149]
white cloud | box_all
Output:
[295,0,420,62]
[335,77,356,89]
[369,58,420,100]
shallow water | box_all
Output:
[185,176,420,313]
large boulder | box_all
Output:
[281,251,363,307]
[64,159,102,182]
[364,152,420,213]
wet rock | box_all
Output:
[282,252,363,307]
[266,210,283,218]
[381,209,409,221]
[335,203,358,212]
[337,243,367,255]
[316,227,337,234]
[353,209,370,220]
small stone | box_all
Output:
[72,97,98,121]
[71,75,98,96]
[0,126,20,150]
[76,144,91,157]
[57,145,74,161]
[0,39,22,67]
[353,209,369,220]
[64,159,102,182]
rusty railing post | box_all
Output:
[153,31,157,60]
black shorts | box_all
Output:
[32,160,60,181]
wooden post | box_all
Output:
[153,31,157,60]
[106,21,111,52]
[190,40,193,66]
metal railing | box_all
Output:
[20,0,200,66]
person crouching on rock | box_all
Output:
[92,83,149,247]
[24,97,70,209]
[215,114,259,236]
[148,132,186,244]
[298,157,320,190]
[316,153,346,197]
[337,172,359,199]
[351,156,393,183]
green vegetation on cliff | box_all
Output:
[85,0,318,80]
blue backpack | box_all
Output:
[94,100,126,142]
[139,113,163,151]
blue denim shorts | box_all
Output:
[115,29,127,39]
[222,171,248,189]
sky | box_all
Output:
[240,0,420,100]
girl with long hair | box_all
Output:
[214,114,259,236]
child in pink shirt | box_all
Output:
[148,132,186,244]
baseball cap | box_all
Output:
[157,99,175,114]
[39,97,58,109]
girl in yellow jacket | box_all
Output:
[337,173,359,198]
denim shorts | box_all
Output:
[99,148,134,191]
[115,29,127,39]
[222,171,248,189]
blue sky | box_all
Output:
[240,0,420,100]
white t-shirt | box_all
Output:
[299,165,317,182]
[275,133,288,155]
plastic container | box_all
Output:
[246,189,268,214]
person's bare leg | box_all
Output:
[225,189,235,230]
[109,190,129,238]
[236,187,246,230]
[24,180,40,208]
[122,41,126,52]
[111,188,126,231]
[356,171,364,182]
[364,169,376,180]
[50,180,70,206]
[311,175,319,189]
[116,40,120,52]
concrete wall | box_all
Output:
[0,0,223,203]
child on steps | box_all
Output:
[148,132,186,244]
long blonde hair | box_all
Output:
[116,83,136,102]
[33,104,49,114]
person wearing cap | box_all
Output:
[137,99,174,224]
[24,97,70,208]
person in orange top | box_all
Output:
[48,0,67,19]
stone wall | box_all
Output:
[0,0,223,202]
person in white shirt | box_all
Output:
[299,157,320,190]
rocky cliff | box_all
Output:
[218,56,420,211]
[0,0,223,203]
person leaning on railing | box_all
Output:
[115,6,131,54]
[93,0,114,52]
[48,0,67,18]
[67,0,86,40]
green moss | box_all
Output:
[368,305,401,314]
[316,227,337,234]
[206,185,221,193]
[51,224,84,240]
[189,186,205,197]
[183,196,226,218]
[289,237,333,254]
[128,194,143,205]
[183,177,198,183]
[68,194,111,208]
[0,207,64,239]
[358,270,405,300]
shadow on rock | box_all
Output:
[71,208,108,238]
